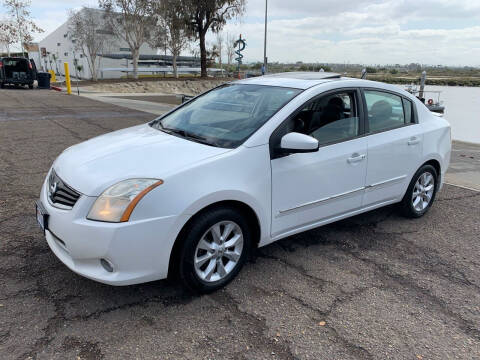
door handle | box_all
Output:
[408,137,420,145]
[347,153,366,164]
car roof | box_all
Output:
[235,72,342,89]
[234,72,416,98]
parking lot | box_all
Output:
[1,88,480,359]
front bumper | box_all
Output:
[39,177,184,285]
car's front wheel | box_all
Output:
[400,164,438,218]
[178,207,251,293]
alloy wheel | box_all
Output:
[412,172,435,212]
[193,221,244,282]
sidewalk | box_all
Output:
[80,92,176,116]
[445,141,480,191]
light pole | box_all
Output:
[263,0,268,73]
[14,2,25,57]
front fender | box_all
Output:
[181,190,270,244]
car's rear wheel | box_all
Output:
[28,84,33,89]
[0,83,4,89]
[178,207,251,293]
[400,164,438,218]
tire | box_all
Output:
[0,83,4,89]
[28,84,33,89]
[400,164,438,218]
[178,207,251,293]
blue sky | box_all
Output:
[2,0,480,66]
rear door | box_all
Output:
[362,89,423,207]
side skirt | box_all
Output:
[259,198,401,247]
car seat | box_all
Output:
[369,100,393,132]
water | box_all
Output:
[399,85,480,144]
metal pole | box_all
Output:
[15,4,25,57]
[419,71,426,100]
[263,0,268,73]
[64,62,72,95]
[73,51,80,95]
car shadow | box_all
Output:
[40,204,398,316]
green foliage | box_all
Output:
[178,0,246,77]
[3,0,43,53]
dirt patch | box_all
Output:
[115,95,183,105]
[85,79,230,95]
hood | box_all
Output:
[53,124,231,196]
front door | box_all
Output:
[270,89,368,238]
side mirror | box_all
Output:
[279,132,319,154]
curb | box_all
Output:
[444,182,480,192]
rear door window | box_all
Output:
[402,98,414,124]
[364,90,406,133]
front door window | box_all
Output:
[276,91,360,148]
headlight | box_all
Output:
[87,179,163,222]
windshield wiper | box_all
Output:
[160,126,216,147]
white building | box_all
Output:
[38,9,159,79]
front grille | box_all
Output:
[48,169,80,208]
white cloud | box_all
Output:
[217,0,480,66]
[4,0,480,66]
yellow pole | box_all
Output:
[64,62,72,95]
[48,70,56,82]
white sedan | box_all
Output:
[36,72,451,293]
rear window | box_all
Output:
[3,59,23,66]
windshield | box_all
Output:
[150,84,302,148]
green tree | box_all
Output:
[3,0,43,57]
[179,0,246,77]
[99,0,156,79]
[0,20,17,56]
[68,8,111,81]
[150,0,190,78]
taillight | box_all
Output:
[28,62,32,70]
[0,61,3,68]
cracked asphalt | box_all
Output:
[1,88,480,360]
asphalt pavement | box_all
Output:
[1,88,480,359]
